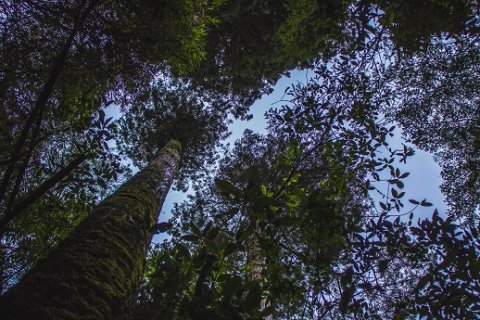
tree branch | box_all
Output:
[0,153,87,236]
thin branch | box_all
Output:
[0,153,87,236]
[0,0,97,206]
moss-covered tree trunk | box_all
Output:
[0,139,182,320]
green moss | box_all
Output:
[0,140,182,319]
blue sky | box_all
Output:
[156,69,447,239]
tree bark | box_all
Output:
[247,219,273,320]
[0,139,182,320]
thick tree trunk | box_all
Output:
[0,139,182,320]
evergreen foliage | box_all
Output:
[0,0,479,319]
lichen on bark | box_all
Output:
[0,139,182,320]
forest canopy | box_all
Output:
[0,0,479,319]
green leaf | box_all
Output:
[378,259,389,273]
[219,207,239,220]
[399,172,410,179]
[153,222,173,233]
[236,228,252,241]
[181,234,199,242]
[379,202,387,210]
[261,184,267,196]
[391,188,399,198]
[421,200,433,207]
[244,283,262,311]
[222,275,243,298]
[176,243,190,258]
[396,180,405,189]
[416,274,431,290]
[205,238,218,252]
[215,178,242,198]
[223,242,237,257]
[259,305,274,317]
[190,223,202,236]
[205,226,220,240]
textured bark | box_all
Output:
[0,139,182,320]
[247,219,272,320]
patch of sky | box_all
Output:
[152,71,311,242]
[370,126,447,221]
[105,69,446,242]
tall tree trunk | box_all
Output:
[0,139,182,320]
[247,219,273,320]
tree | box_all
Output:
[0,110,125,292]
[188,0,348,108]
[2,0,479,318]
[124,25,480,315]
[294,0,480,219]
[127,59,406,317]
[131,129,362,319]
[334,204,480,319]
[129,65,480,318]
[0,0,219,233]
[0,0,351,239]
[0,76,234,317]
[380,33,480,218]
[377,0,474,51]
[0,0,223,291]
[114,78,232,191]
[0,139,182,319]
[0,0,352,312]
